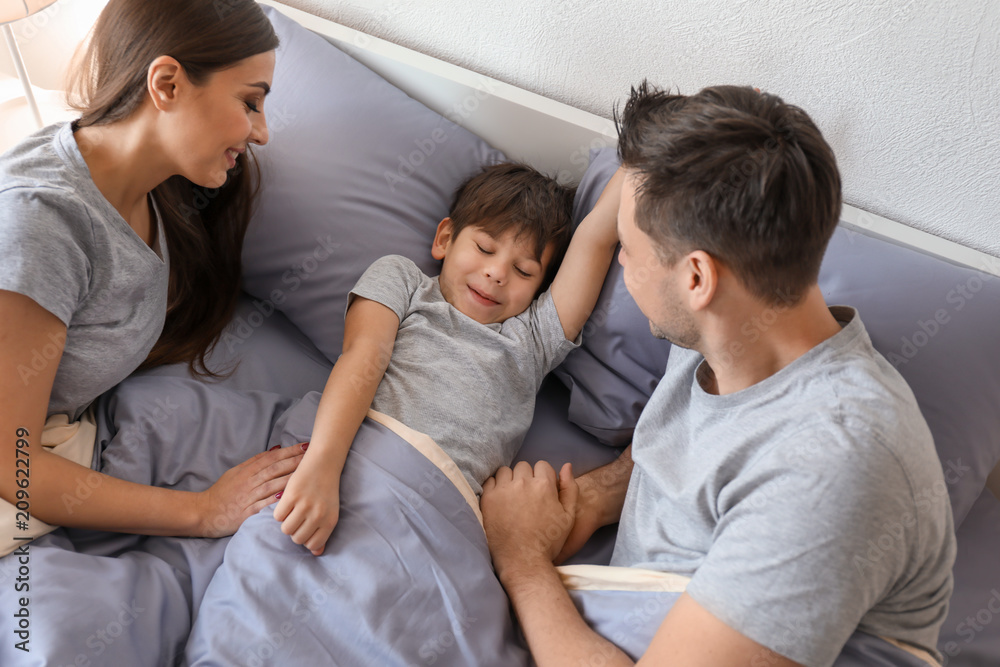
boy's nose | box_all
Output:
[485,262,506,284]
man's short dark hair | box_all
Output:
[616,81,842,305]
[449,162,575,286]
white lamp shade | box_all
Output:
[0,0,59,25]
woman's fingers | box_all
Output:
[198,445,308,537]
[247,444,306,489]
[252,473,293,507]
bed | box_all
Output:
[2,1,999,665]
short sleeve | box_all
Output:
[685,430,920,667]
[504,289,579,379]
[0,186,92,325]
[347,254,424,323]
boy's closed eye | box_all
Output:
[475,242,533,278]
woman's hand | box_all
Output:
[196,443,306,538]
[272,451,341,556]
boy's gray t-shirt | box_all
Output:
[611,307,955,667]
[0,122,169,421]
[349,254,578,493]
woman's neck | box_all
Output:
[73,109,174,230]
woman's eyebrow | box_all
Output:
[248,82,271,95]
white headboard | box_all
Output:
[257,0,616,186]
[258,0,1000,279]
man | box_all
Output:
[480,82,955,667]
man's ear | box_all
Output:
[147,55,187,111]
[684,250,719,311]
[431,217,454,260]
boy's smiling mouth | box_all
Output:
[468,285,500,306]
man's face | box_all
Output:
[617,172,700,349]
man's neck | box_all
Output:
[697,285,843,395]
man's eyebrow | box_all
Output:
[248,82,271,95]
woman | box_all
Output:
[0,0,302,550]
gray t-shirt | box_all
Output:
[0,122,169,421]
[349,254,578,493]
[611,307,955,667]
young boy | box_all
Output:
[275,162,624,555]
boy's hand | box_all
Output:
[273,448,341,556]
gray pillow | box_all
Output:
[818,228,1000,527]
[560,147,1000,527]
[242,7,504,363]
[553,149,671,446]
[138,291,333,399]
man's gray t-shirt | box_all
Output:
[0,122,169,421]
[611,307,955,667]
[349,255,578,493]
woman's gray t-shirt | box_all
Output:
[0,122,169,421]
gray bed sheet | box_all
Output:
[0,294,994,665]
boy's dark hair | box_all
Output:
[449,162,576,286]
[615,81,842,306]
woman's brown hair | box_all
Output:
[67,0,279,376]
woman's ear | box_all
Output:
[147,55,187,111]
[431,217,454,260]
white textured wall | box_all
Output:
[2,0,995,257]
[284,0,1000,259]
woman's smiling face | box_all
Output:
[170,51,275,189]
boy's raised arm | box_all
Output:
[550,167,626,341]
[273,296,399,555]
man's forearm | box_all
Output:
[580,445,633,526]
[499,558,633,667]
[555,446,634,563]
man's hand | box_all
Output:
[482,461,634,667]
[273,447,342,556]
[481,460,578,579]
